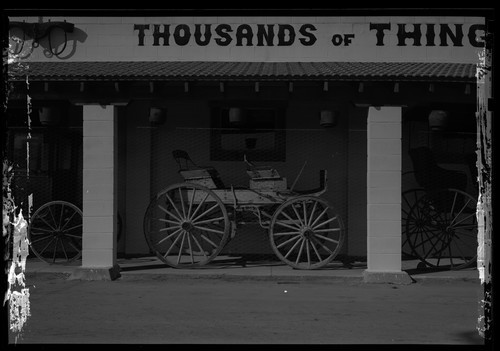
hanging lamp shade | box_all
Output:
[229,107,244,124]
[38,107,62,126]
[149,107,167,125]
[428,110,449,131]
[319,110,337,128]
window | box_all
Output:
[210,101,286,162]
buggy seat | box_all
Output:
[409,147,467,191]
[172,150,224,189]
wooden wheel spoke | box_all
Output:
[37,215,57,232]
[157,227,183,245]
[51,238,59,263]
[30,226,54,234]
[309,239,323,261]
[420,232,447,259]
[163,230,184,258]
[159,225,181,232]
[164,193,184,220]
[187,188,196,221]
[200,234,219,249]
[66,239,81,253]
[313,233,339,245]
[158,204,182,223]
[277,234,301,249]
[449,198,473,226]
[60,239,69,261]
[176,231,187,265]
[453,223,478,230]
[307,201,318,226]
[284,236,303,259]
[310,235,333,255]
[273,231,301,236]
[305,240,311,266]
[312,215,338,230]
[448,192,458,218]
[36,237,56,256]
[188,192,210,221]
[274,220,301,232]
[191,203,219,223]
[178,188,187,218]
[30,234,53,244]
[158,218,183,226]
[62,223,82,232]
[449,212,476,227]
[63,233,82,240]
[290,204,304,227]
[302,201,308,226]
[48,206,59,231]
[314,227,341,233]
[186,233,195,264]
[59,209,79,232]
[410,228,441,253]
[277,211,301,230]
[295,238,305,265]
[192,216,225,226]
[193,225,225,235]
[309,207,329,228]
[191,234,209,258]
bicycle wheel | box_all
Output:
[143,183,230,268]
[405,188,477,270]
[269,196,344,269]
[28,201,83,264]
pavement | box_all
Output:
[5,255,489,345]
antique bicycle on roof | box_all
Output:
[143,149,345,270]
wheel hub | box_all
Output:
[301,227,314,239]
[181,221,193,231]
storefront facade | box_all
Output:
[7,14,486,282]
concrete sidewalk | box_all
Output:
[23,255,481,283]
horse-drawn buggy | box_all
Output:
[143,150,345,269]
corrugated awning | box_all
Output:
[8,61,478,83]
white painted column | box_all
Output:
[70,104,120,280]
[363,106,411,284]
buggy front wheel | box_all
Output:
[143,183,230,268]
[269,196,344,269]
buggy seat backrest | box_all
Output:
[409,147,467,191]
[171,149,225,188]
[173,149,198,171]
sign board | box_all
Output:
[9,16,485,63]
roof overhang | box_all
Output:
[8,61,478,83]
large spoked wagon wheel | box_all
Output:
[143,183,230,268]
[405,188,477,270]
[401,188,426,258]
[28,201,83,264]
[269,196,344,269]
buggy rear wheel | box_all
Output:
[143,183,230,268]
[401,188,426,258]
[405,188,477,270]
[28,201,83,264]
[269,196,344,269]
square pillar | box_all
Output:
[70,104,120,280]
[363,106,412,284]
